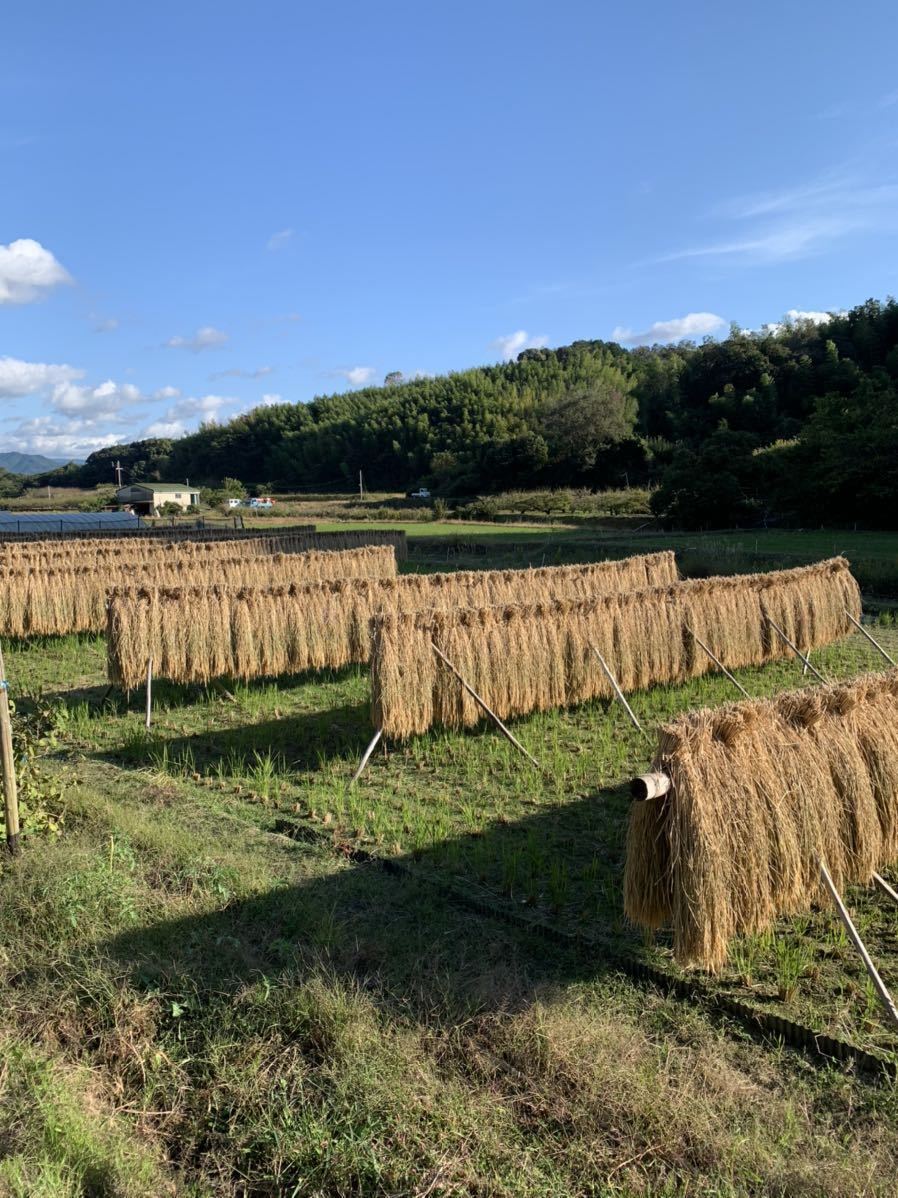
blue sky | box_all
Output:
[2,0,898,461]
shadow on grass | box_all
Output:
[95,701,374,772]
[26,662,368,721]
[103,789,640,1022]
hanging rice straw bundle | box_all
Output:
[0,527,407,568]
[625,669,898,970]
[370,558,860,738]
[0,544,396,638]
[105,551,678,688]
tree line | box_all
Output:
[40,297,898,528]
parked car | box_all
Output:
[408,488,431,499]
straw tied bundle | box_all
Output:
[0,545,396,638]
[371,558,861,738]
[625,670,898,970]
[105,552,678,689]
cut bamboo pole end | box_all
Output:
[631,772,671,801]
[819,858,898,1032]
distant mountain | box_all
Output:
[0,453,83,475]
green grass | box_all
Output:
[4,536,898,1193]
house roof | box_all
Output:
[116,482,195,494]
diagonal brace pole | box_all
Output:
[765,617,828,684]
[431,642,542,771]
[591,647,651,742]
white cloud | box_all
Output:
[783,309,833,325]
[612,312,726,347]
[51,379,141,418]
[335,366,376,386]
[3,415,122,459]
[209,365,273,380]
[165,325,228,352]
[142,393,235,440]
[142,419,186,438]
[0,356,83,398]
[659,175,898,266]
[92,315,119,333]
[0,238,72,305]
[259,392,283,405]
[760,309,837,336]
[267,228,294,251]
[492,330,549,362]
[153,385,181,400]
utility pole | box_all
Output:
[359,470,364,499]
[114,460,123,487]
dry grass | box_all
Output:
[105,552,677,688]
[371,558,861,737]
[0,546,397,638]
[625,668,898,970]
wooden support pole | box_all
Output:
[145,656,153,731]
[819,858,898,1031]
[631,771,671,801]
[765,617,829,684]
[350,727,383,785]
[591,647,651,741]
[844,610,896,667]
[0,641,19,855]
[430,642,542,771]
[873,872,898,907]
[686,627,751,698]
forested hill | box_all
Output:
[47,297,898,527]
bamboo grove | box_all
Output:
[625,670,898,970]
[105,552,678,688]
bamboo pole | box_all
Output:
[145,656,153,731]
[0,641,19,855]
[591,647,651,741]
[765,616,829,684]
[430,642,542,770]
[873,872,898,907]
[686,627,751,698]
[844,610,896,666]
[631,772,671,801]
[819,858,898,1031]
[350,728,383,785]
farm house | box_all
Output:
[115,481,201,515]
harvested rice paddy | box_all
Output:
[9,589,898,1059]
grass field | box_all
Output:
[2,535,898,1194]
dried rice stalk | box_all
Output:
[0,545,396,638]
[625,669,898,970]
[0,527,407,566]
[371,558,860,738]
[106,552,678,688]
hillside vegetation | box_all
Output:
[41,297,898,528]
